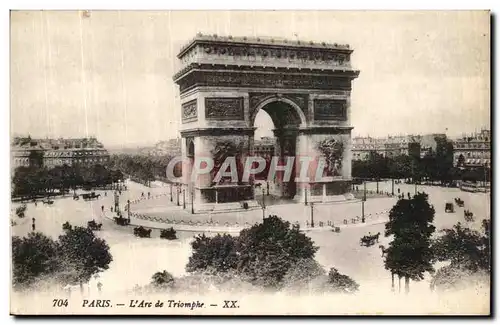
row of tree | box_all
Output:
[12,164,124,199]
[383,193,490,293]
[353,150,490,185]
[12,223,113,290]
[107,154,179,186]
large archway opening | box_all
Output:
[251,99,304,202]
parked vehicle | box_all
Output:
[445,203,454,213]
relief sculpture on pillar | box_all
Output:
[210,140,243,185]
[317,138,344,177]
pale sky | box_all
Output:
[10,10,490,147]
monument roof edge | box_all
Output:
[177,34,354,58]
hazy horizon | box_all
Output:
[11,11,490,148]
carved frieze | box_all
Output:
[178,70,353,94]
[205,97,244,120]
[182,99,198,122]
[198,44,351,66]
[313,99,347,121]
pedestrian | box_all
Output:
[397,188,400,194]
[148,192,150,199]
[111,207,113,212]
[105,192,107,197]
[101,205,104,212]
[34,201,37,207]
[31,223,35,232]
[141,192,144,198]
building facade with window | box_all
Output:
[352,135,421,161]
[452,129,491,168]
[11,137,110,170]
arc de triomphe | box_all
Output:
[173,34,360,210]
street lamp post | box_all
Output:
[170,184,173,202]
[176,185,180,206]
[362,180,366,223]
[304,188,308,206]
[391,178,395,196]
[310,203,315,228]
[484,163,488,192]
[262,188,266,220]
[412,162,417,195]
[182,189,186,209]
[114,191,120,215]
[127,200,130,223]
[191,189,194,214]
[362,198,365,223]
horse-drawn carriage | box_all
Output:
[360,232,380,247]
[82,192,101,201]
[87,219,103,231]
[42,199,54,205]
[445,203,454,213]
[134,226,152,238]
[464,210,474,222]
[62,221,72,231]
[454,197,464,207]
[114,216,130,226]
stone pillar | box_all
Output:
[295,134,308,203]
[181,137,193,186]
[193,136,213,206]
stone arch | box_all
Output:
[250,96,307,129]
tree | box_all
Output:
[479,219,491,271]
[236,215,318,287]
[15,204,27,218]
[384,193,436,293]
[434,136,454,184]
[151,270,175,289]
[281,258,326,291]
[12,232,59,288]
[326,267,360,293]
[431,220,491,291]
[185,216,319,289]
[57,225,113,285]
[388,155,412,179]
[186,233,239,273]
[432,222,485,272]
